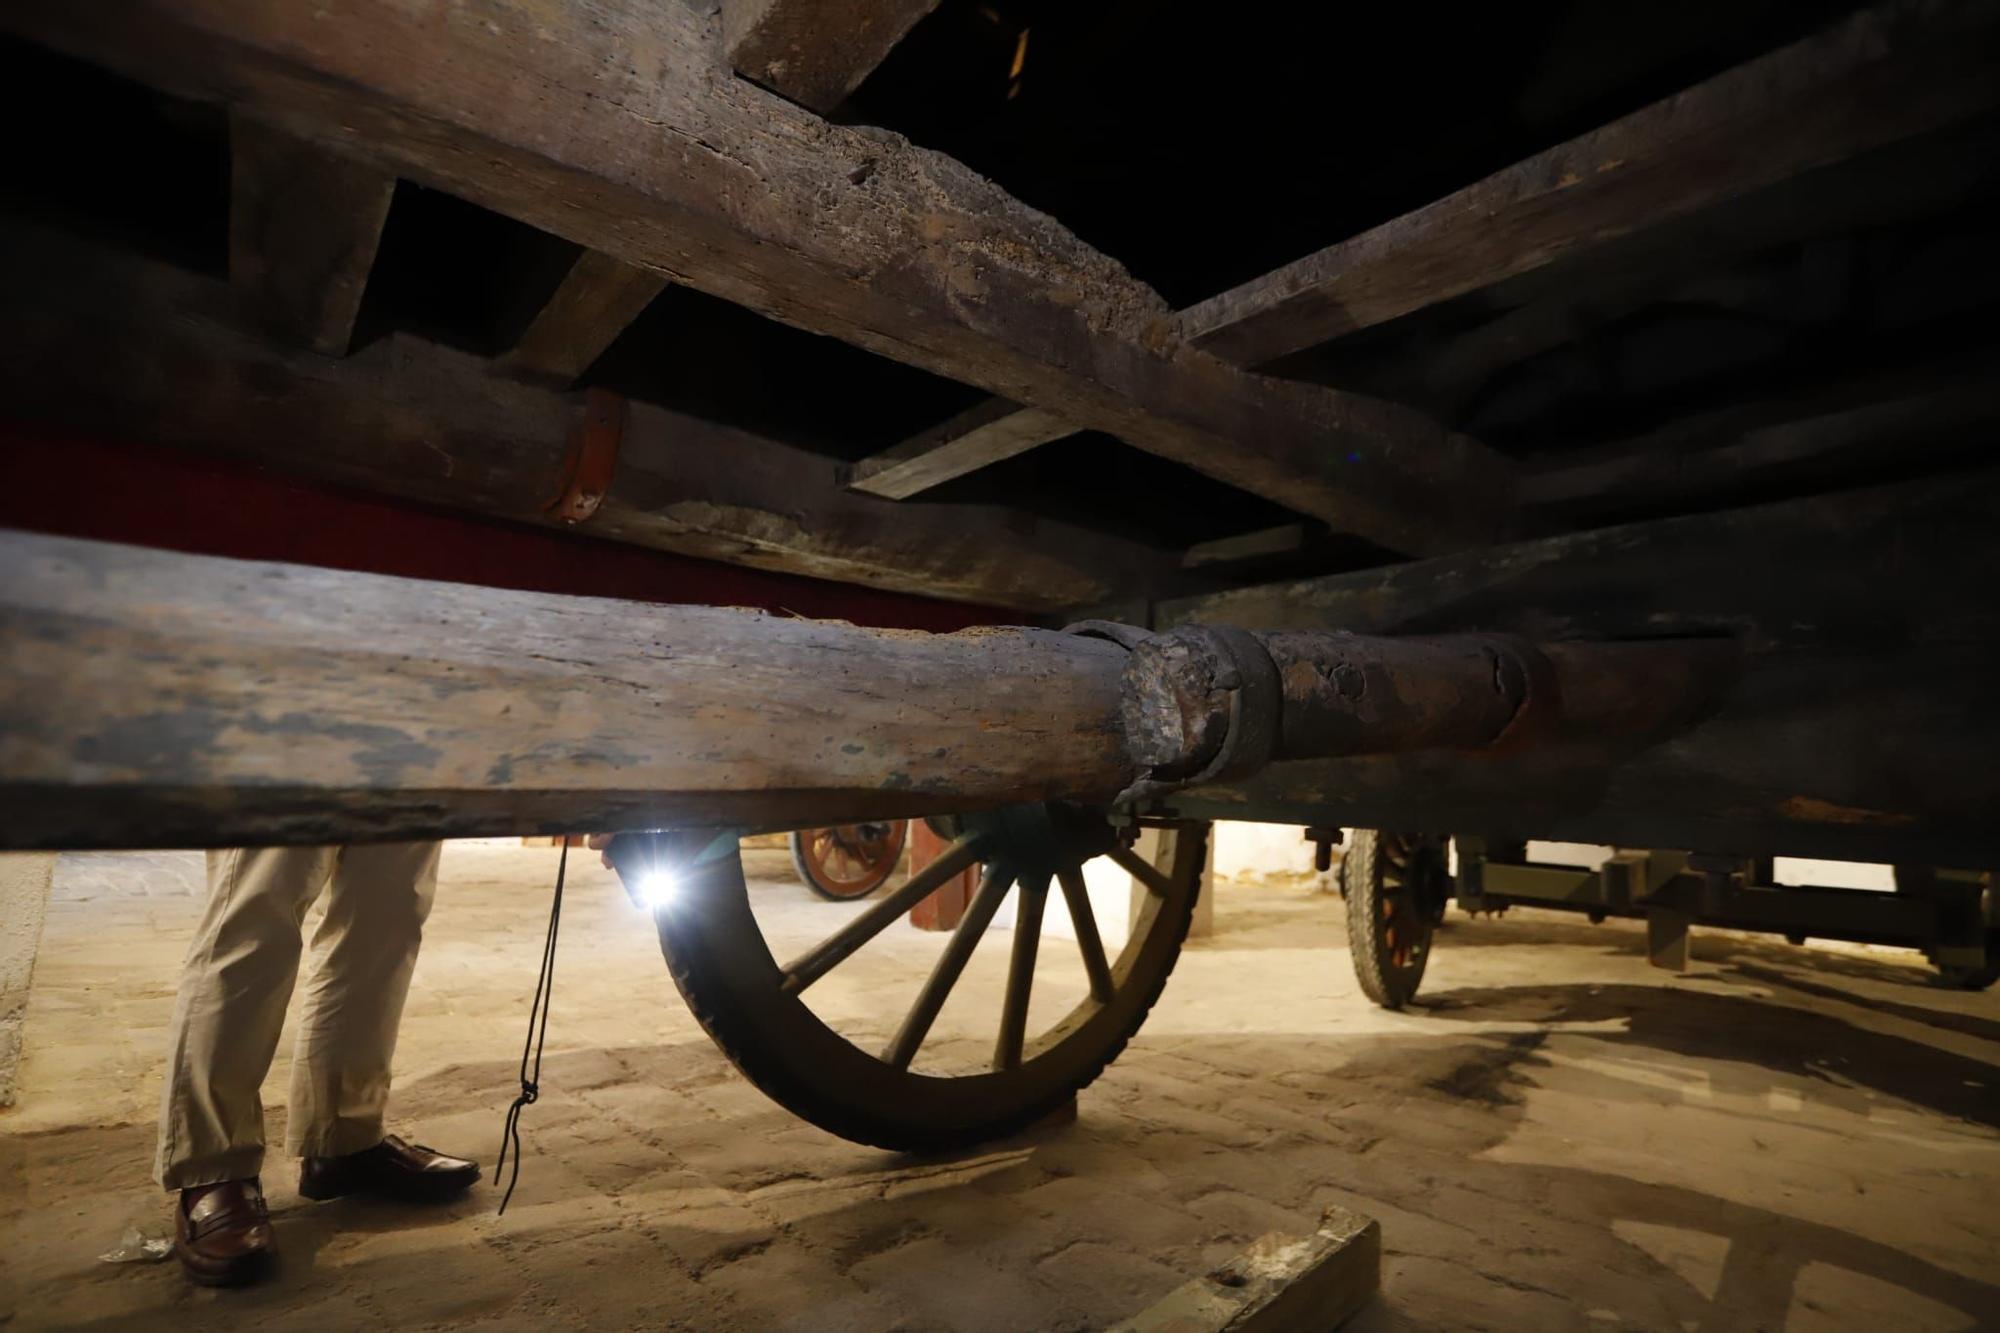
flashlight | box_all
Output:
[632,869,678,909]
[605,829,740,914]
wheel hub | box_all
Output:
[936,802,1120,880]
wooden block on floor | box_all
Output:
[1111,1204,1380,1331]
[1647,906,1692,971]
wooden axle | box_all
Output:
[0,531,1131,848]
[0,530,1732,850]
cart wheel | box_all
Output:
[1343,829,1449,1010]
[650,804,1207,1150]
[788,821,908,901]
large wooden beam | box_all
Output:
[1267,113,2000,418]
[0,422,1012,631]
[1178,0,2000,367]
[723,0,940,113]
[0,530,1742,850]
[500,249,672,386]
[1160,470,2000,866]
[0,531,1137,849]
[228,112,396,356]
[0,0,1506,556]
[891,12,2000,485]
[1181,524,1308,570]
[0,224,1172,613]
[846,399,1073,499]
[1521,360,2000,521]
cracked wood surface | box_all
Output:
[853,0,2000,498]
[1,0,1508,556]
[0,530,1137,849]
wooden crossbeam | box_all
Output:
[846,399,1072,499]
[2,0,1506,557]
[724,0,940,113]
[1181,524,1308,569]
[228,113,395,356]
[1521,361,2000,520]
[1179,0,2000,366]
[857,0,2000,501]
[500,250,671,387]
[1369,120,2000,416]
[0,223,1174,613]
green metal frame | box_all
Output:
[1451,839,1996,976]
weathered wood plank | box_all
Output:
[0,530,1135,850]
[846,398,1073,499]
[1521,361,2000,519]
[0,424,1009,631]
[1268,115,2000,419]
[724,0,940,113]
[0,527,1738,850]
[1179,0,2000,366]
[0,223,1174,613]
[1,0,1508,555]
[1162,470,2000,866]
[1182,524,1308,569]
[500,249,671,386]
[228,112,396,356]
[1113,1206,1380,1333]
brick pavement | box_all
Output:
[2,842,1995,1330]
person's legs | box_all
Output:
[156,847,335,1191]
[284,840,441,1159]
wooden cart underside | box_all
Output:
[2,0,1998,863]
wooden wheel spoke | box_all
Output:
[1056,864,1114,1004]
[1107,843,1176,898]
[993,872,1050,1071]
[881,860,1016,1071]
[781,833,984,994]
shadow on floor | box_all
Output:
[8,909,1996,1332]
[1416,980,1999,1127]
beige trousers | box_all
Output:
[155,842,441,1190]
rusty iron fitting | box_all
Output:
[1303,825,1342,872]
[1259,631,1535,760]
[1076,621,1740,806]
[1115,624,1283,804]
[545,386,626,524]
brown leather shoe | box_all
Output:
[175,1179,275,1287]
[298,1134,481,1203]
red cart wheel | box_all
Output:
[1342,828,1450,1009]
[788,821,908,901]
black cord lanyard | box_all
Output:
[495,840,566,1214]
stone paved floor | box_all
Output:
[2,841,1996,1330]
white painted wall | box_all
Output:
[1524,841,1895,890]
[1213,820,1318,881]
[1773,858,1895,891]
[998,827,1219,946]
